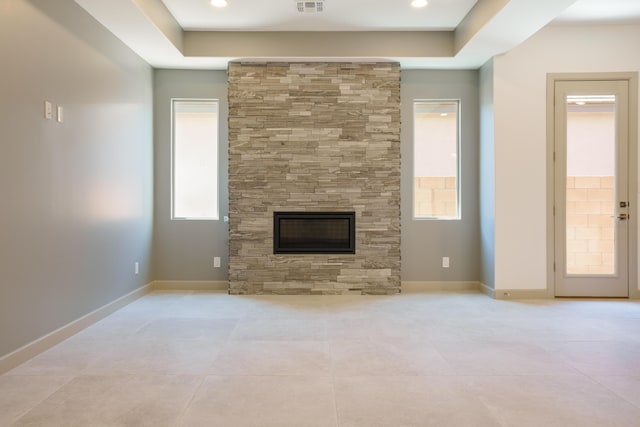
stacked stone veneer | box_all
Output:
[228,62,401,295]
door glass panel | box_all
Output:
[565,95,617,275]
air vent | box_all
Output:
[297,1,324,13]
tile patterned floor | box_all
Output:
[2,291,640,426]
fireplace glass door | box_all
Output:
[274,212,356,254]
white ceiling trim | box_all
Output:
[74,0,598,70]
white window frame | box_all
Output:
[170,98,220,221]
[413,99,462,220]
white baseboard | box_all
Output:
[401,281,481,293]
[491,288,553,299]
[154,281,485,294]
[0,282,153,375]
[481,282,554,299]
[480,282,495,298]
[484,283,640,299]
[152,280,228,291]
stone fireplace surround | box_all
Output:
[228,62,401,295]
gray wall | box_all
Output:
[401,70,480,281]
[0,0,153,358]
[153,69,481,284]
[479,61,496,289]
[152,70,229,281]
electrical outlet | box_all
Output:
[134,262,139,275]
[442,257,450,268]
[214,257,221,268]
[44,101,52,119]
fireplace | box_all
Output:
[273,212,356,254]
[229,62,400,294]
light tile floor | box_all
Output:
[2,291,640,426]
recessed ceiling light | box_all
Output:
[211,0,227,7]
[411,0,428,8]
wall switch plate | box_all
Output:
[214,257,221,268]
[44,101,52,119]
[57,105,63,123]
[442,257,450,268]
[134,262,139,275]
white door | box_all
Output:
[554,80,630,297]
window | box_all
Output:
[413,100,460,219]
[171,99,219,220]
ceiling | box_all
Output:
[160,0,478,31]
[555,0,640,25]
[74,0,640,70]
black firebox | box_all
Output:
[273,212,356,254]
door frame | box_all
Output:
[547,72,639,299]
